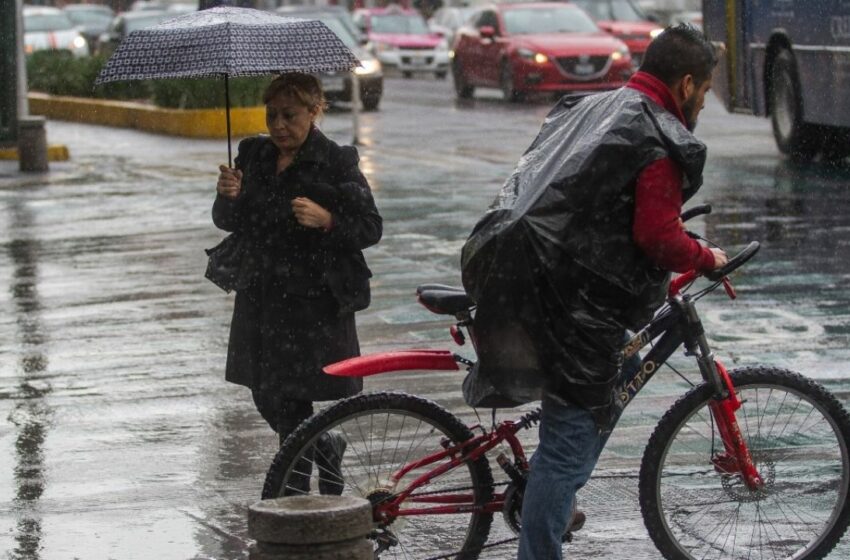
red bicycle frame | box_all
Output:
[373,418,532,522]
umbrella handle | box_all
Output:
[225,74,232,168]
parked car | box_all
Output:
[428,6,476,46]
[279,4,366,45]
[451,2,633,101]
[278,6,384,111]
[23,5,90,58]
[130,1,167,11]
[570,0,662,68]
[97,10,171,57]
[63,3,114,52]
[166,2,198,15]
[354,6,450,79]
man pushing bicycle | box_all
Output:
[461,25,729,559]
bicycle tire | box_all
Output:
[262,391,495,559]
[639,367,850,560]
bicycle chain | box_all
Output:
[375,481,513,560]
[407,480,509,498]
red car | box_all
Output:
[570,0,663,68]
[354,6,451,79]
[451,2,634,101]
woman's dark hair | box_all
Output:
[639,24,718,87]
[263,72,326,118]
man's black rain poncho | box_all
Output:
[461,86,707,428]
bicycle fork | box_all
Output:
[680,296,765,491]
[708,360,764,490]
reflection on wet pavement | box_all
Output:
[0,79,848,559]
[7,201,51,560]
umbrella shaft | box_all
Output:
[225,74,232,168]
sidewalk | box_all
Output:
[2,101,849,559]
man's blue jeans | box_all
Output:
[517,342,639,559]
[516,394,607,560]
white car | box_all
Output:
[23,6,90,58]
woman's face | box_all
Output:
[265,92,318,154]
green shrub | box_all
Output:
[27,51,150,100]
[151,76,270,109]
[26,51,268,108]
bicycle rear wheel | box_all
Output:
[262,392,495,560]
[639,367,850,560]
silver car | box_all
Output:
[277,6,384,111]
[23,6,90,58]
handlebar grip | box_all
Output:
[704,241,761,282]
[681,203,712,223]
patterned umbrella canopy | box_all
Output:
[95,6,358,82]
[95,6,360,163]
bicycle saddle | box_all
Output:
[416,284,474,315]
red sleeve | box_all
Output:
[633,158,716,273]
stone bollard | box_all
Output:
[18,116,48,172]
[248,495,373,560]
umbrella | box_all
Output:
[95,6,359,166]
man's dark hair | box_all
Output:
[639,24,718,87]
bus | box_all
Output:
[703,0,850,161]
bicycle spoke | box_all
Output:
[648,373,850,560]
[273,399,492,559]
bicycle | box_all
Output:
[261,204,850,560]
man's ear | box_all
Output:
[670,74,695,107]
[680,74,695,100]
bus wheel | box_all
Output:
[770,49,821,161]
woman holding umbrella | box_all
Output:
[213,73,382,493]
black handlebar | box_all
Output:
[681,203,712,223]
[704,241,761,282]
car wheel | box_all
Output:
[452,60,474,99]
[500,61,524,103]
[362,94,381,112]
[770,49,821,161]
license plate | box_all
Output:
[574,63,595,75]
[321,75,345,92]
[410,57,427,66]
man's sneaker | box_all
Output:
[315,431,347,495]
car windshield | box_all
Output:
[25,12,75,32]
[65,10,113,26]
[572,0,646,22]
[371,14,429,35]
[317,17,358,49]
[503,6,599,35]
[126,13,168,33]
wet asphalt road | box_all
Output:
[1,75,850,559]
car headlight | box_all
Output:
[437,38,449,51]
[649,28,664,39]
[71,36,87,50]
[372,42,397,53]
[611,45,630,61]
[354,59,382,76]
[517,48,548,64]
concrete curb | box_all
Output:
[27,92,267,139]
[0,144,69,162]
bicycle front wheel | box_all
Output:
[640,367,850,560]
[262,392,495,560]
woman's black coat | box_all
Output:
[212,127,382,399]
